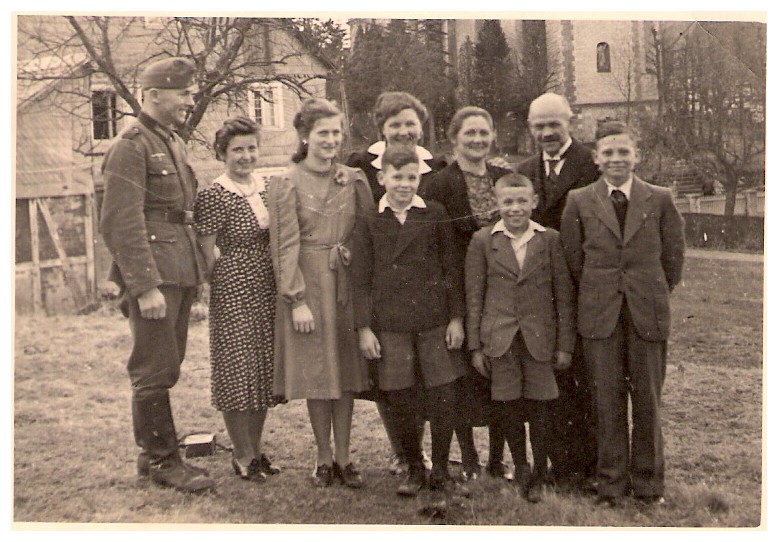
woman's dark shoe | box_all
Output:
[232,457,266,482]
[311,463,334,487]
[333,462,364,489]
[258,453,281,475]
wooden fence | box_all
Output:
[674,189,764,216]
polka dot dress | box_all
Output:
[194,182,280,411]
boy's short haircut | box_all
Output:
[595,120,635,142]
[494,173,535,192]
[381,146,419,171]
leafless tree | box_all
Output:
[17,16,329,149]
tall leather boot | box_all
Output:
[132,390,214,493]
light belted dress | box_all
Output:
[267,161,373,400]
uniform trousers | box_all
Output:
[127,285,197,461]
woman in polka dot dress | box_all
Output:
[195,117,281,482]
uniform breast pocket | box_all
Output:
[147,162,180,203]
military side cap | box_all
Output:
[140,57,196,89]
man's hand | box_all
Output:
[445,318,465,350]
[553,350,572,371]
[292,303,315,333]
[358,327,382,360]
[138,287,166,320]
[471,350,491,378]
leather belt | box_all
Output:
[144,209,195,224]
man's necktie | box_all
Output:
[543,159,560,205]
[546,159,560,182]
[610,189,628,234]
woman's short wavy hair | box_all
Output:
[372,91,428,134]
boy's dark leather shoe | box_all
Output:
[486,461,514,481]
[397,469,426,497]
[595,495,622,508]
[526,482,543,503]
[333,462,364,489]
[429,473,471,499]
[149,457,215,493]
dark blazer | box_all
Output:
[346,148,447,204]
[424,160,513,270]
[99,113,206,297]
[516,139,600,231]
[352,200,464,333]
[560,177,685,341]
[465,225,576,364]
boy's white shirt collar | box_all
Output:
[492,218,546,241]
[378,193,427,215]
[604,175,634,200]
[368,140,433,175]
[491,219,546,269]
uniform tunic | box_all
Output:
[267,162,372,400]
[195,175,279,411]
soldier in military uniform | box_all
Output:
[99,57,213,493]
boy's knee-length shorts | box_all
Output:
[488,333,559,402]
[376,325,465,391]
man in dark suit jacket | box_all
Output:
[561,121,685,506]
[515,93,600,489]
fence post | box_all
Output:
[744,189,757,217]
[687,194,701,213]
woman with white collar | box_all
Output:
[195,116,281,482]
[346,91,448,204]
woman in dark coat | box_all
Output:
[425,106,514,481]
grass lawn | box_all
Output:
[12,256,763,527]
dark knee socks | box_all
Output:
[425,381,458,479]
[488,400,506,465]
[495,399,527,469]
[385,387,424,471]
[524,399,550,482]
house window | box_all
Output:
[597,42,611,73]
[248,82,284,129]
[91,89,119,140]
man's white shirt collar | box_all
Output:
[542,137,573,162]
[604,175,634,200]
[368,140,433,175]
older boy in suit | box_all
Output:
[560,121,685,507]
[465,173,576,503]
[353,146,470,504]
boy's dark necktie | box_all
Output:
[610,189,628,234]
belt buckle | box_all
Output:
[182,210,195,224]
